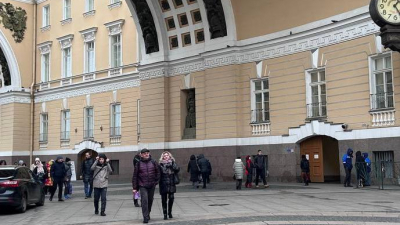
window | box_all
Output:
[109,160,119,175]
[110,34,121,68]
[61,110,70,140]
[251,79,269,123]
[370,54,394,110]
[85,41,95,73]
[307,69,326,118]
[110,104,121,136]
[40,113,48,142]
[41,53,50,82]
[84,107,94,139]
[42,5,50,27]
[63,0,71,20]
[62,47,72,78]
[374,151,394,178]
[86,0,94,12]
[110,0,120,4]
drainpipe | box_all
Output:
[30,2,37,165]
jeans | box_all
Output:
[255,169,266,185]
[50,179,63,200]
[139,186,155,221]
[84,180,93,197]
[344,167,352,186]
[64,180,71,196]
[94,188,107,212]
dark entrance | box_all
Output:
[77,149,98,179]
[300,136,340,183]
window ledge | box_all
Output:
[108,1,122,9]
[40,82,50,90]
[250,121,270,125]
[83,10,96,17]
[305,116,327,122]
[39,142,48,149]
[369,107,395,113]
[61,18,72,26]
[40,25,51,33]
[61,140,70,147]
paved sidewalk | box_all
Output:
[1,182,400,224]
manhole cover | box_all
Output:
[208,204,229,206]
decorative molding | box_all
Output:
[35,75,140,103]
[83,10,96,18]
[40,25,51,33]
[0,91,31,105]
[36,0,48,4]
[57,34,74,49]
[138,8,380,80]
[60,18,72,26]
[370,110,395,127]
[108,1,122,9]
[104,19,124,36]
[79,27,98,42]
[37,41,52,54]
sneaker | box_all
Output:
[264,185,269,188]
[256,185,259,188]
[58,199,64,202]
[85,196,88,199]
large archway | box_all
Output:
[76,149,98,179]
[299,135,340,183]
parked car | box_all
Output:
[0,165,45,213]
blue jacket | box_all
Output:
[342,148,353,170]
[363,152,371,173]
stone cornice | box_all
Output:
[35,73,140,103]
[138,8,379,80]
[104,19,125,35]
[57,34,74,49]
[0,91,31,105]
[37,41,52,54]
[79,27,98,42]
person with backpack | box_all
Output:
[133,152,141,207]
[132,149,160,224]
[300,155,310,186]
[159,151,180,220]
[91,154,112,216]
[64,157,72,199]
[342,148,354,187]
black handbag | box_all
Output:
[174,173,180,185]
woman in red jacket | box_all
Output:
[245,155,254,188]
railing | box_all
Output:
[370,110,395,126]
[39,133,48,142]
[109,68,122,76]
[370,92,394,110]
[306,102,326,118]
[110,127,121,137]
[372,162,400,188]
[250,109,270,123]
[60,131,70,140]
[251,123,270,135]
[83,129,94,139]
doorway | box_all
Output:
[300,136,340,183]
[77,149,98,179]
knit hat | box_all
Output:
[56,156,63,160]
[98,153,107,160]
[35,157,40,162]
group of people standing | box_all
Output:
[233,150,269,189]
[187,154,212,189]
[342,148,371,188]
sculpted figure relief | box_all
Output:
[0,3,27,43]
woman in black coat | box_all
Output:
[159,151,180,220]
[187,155,200,188]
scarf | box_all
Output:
[36,163,44,174]
[161,159,173,174]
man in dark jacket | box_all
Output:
[342,148,354,187]
[50,156,66,201]
[300,155,310,186]
[254,150,269,188]
[64,157,72,199]
[132,152,141,207]
[197,154,210,189]
[81,152,94,199]
[132,149,160,224]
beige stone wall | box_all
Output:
[1,1,34,88]
[36,0,138,81]
[231,0,369,41]
[34,87,140,151]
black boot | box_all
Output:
[168,199,174,218]
[163,209,168,220]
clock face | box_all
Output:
[377,0,400,24]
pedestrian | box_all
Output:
[233,157,245,190]
[159,151,180,220]
[91,154,112,216]
[64,158,72,199]
[342,148,354,187]
[50,156,66,201]
[32,158,48,185]
[300,155,310,186]
[197,154,210,189]
[355,151,366,188]
[207,159,212,184]
[363,152,371,186]
[187,155,200,188]
[254,150,269,188]
[44,160,54,195]
[18,160,24,166]
[0,160,7,165]
[133,152,141,207]
[245,155,254,188]
[132,148,160,224]
[81,152,94,199]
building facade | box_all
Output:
[0,0,399,184]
